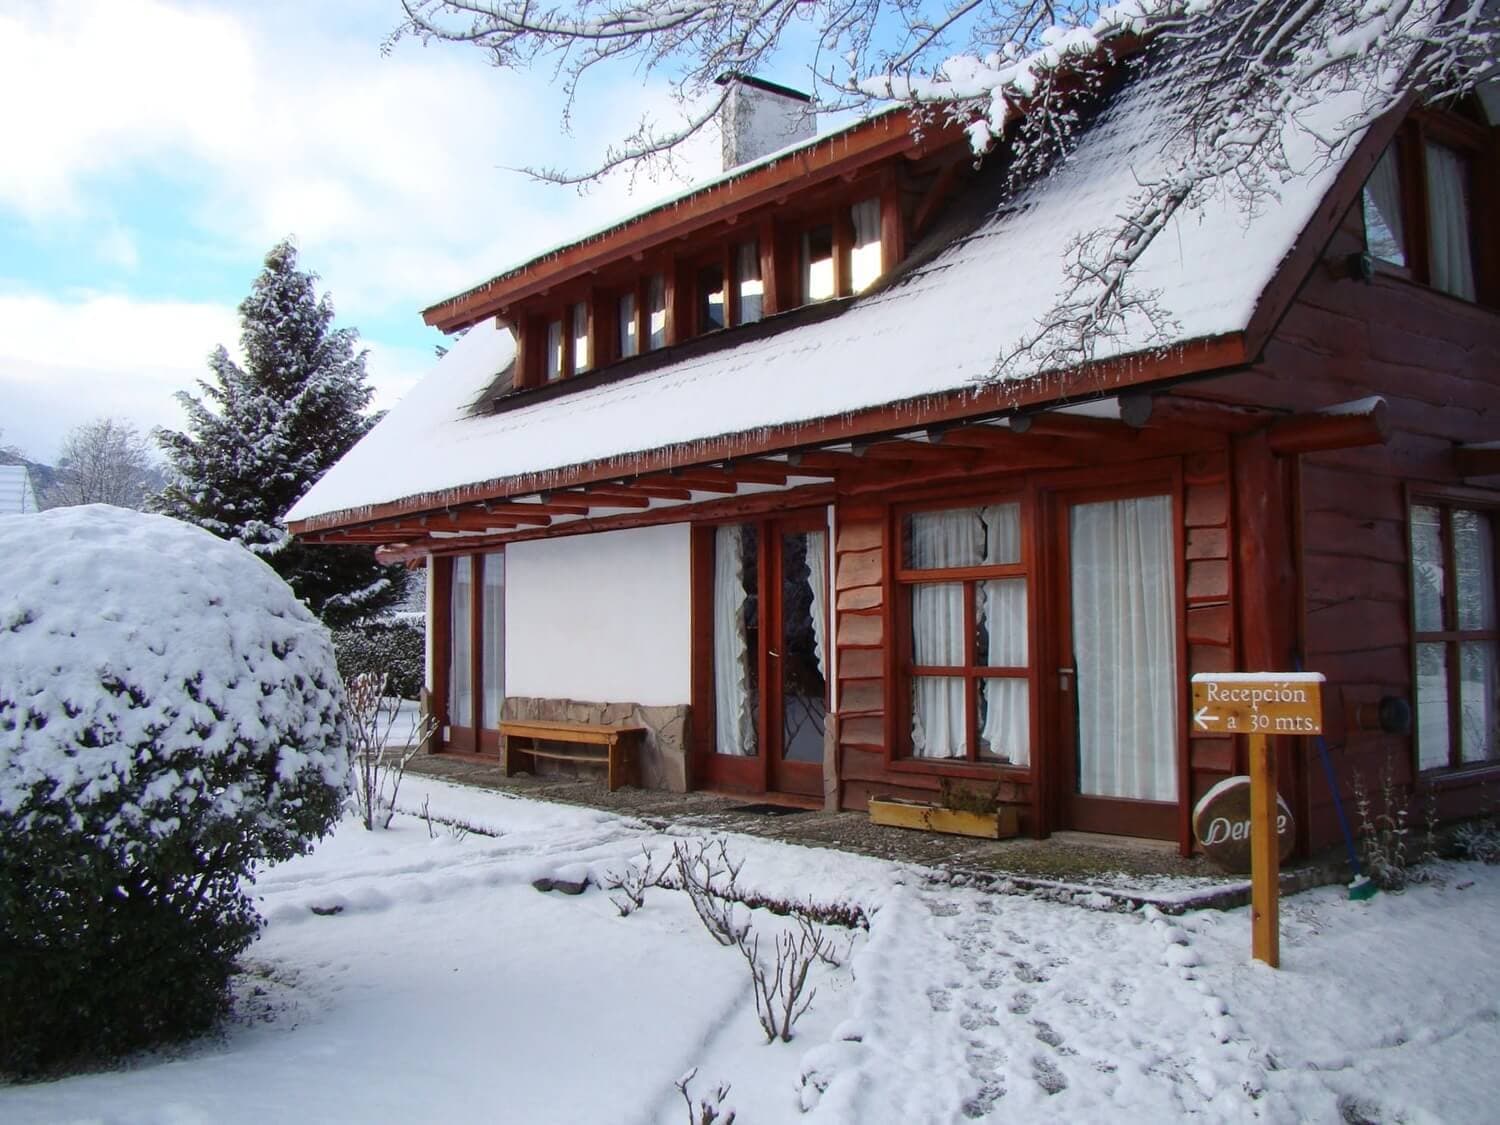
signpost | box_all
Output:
[1189,672,1324,968]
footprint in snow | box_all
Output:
[927,986,953,1012]
[960,1000,1000,1031]
[928,899,962,917]
[1032,1055,1068,1095]
[962,1080,1006,1118]
[1032,1020,1065,1049]
[1009,991,1035,1015]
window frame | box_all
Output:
[891,492,1036,773]
[1362,111,1495,305]
[1407,489,1500,776]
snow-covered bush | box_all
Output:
[0,505,349,1076]
[333,618,424,700]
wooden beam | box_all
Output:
[1266,397,1389,456]
[483,500,589,518]
[928,425,1076,466]
[555,488,652,509]
[853,439,968,462]
[1023,413,1136,440]
[1138,394,1275,434]
[662,471,741,493]
[613,481,694,501]
[716,461,792,485]
[787,449,877,471]
[441,508,550,529]
[1455,442,1500,477]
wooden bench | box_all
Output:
[498,719,646,792]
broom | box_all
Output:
[1295,656,1377,901]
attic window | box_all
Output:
[647,274,668,350]
[1424,141,1476,301]
[735,241,764,324]
[571,302,592,373]
[850,197,882,292]
[545,319,564,381]
[619,290,639,358]
[699,264,726,332]
[802,224,835,303]
[1361,148,1405,266]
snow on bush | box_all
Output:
[0,505,349,1075]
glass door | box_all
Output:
[1059,492,1180,838]
[702,514,828,796]
[442,552,504,754]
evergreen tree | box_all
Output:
[155,239,409,627]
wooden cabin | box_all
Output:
[287,54,1500,857]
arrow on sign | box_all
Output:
[1194,706,1220,731]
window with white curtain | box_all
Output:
[571,302,591,373]
[544,319,563,381]
[802,224,835,303]
[735,241,763,325]
[646,274,668,350]
[1424,142,1476,301]
[449,555,473,726]
[850,198,883,292]
[1361,146,1406,267]
[1411,502,1498,771]
[713,524,760,756]
[618,290,639,358]
[900,501,1030,766]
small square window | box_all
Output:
[802,225,835,303]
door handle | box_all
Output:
[768,650,780,658]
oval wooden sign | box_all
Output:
[1192,776,1295,873]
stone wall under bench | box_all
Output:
[501,696,690,792]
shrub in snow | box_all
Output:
[0,505,348,1076]
[346,671,434,831]
[333,618,424,700]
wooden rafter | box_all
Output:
[1266,398,1389,456]
[714,461,793,485]
[661,471,741,493]
[440,508,551,529]
[612,480,695,500]
[552,488,653,509]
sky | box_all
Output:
[0,0,736,464]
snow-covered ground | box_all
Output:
[6,779,1497,1124]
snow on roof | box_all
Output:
[287,62,1366,527]
[0,465,39,515]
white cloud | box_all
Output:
[0,0,721,327]
[0,291,238,460]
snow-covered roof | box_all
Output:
[287,60,1372,529]
[0,465,39,515]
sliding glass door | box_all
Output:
[437,552,504,754]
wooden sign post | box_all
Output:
[1189,672,1324,968]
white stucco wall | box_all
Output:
[504,523,692,706]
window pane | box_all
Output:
[1454,509,1496,630]
[647,275,667,350]
[713,525,759,756]
[906,508,982,568]
[912,676,965,758]
[482,554,504,729]
[979,579,1027,667]
[571,302,590,373]
[735,241,763,325]
[850,197,882,292]
[802,224,834,303]
[618,291,638,358]
[1424,142,1476,301]
[449,557,473,727]
[912,582,964,666]
[979,677,1029,766]
[1460,642,1499,765]
[1410,504,1445,632]
[1362,146,1405,267]
[544,320,563,381]
[1416,641,1451,770]
[698,264,725,331]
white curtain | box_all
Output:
[1425,142,1476,301]
[736,241,764,324]
[481,553,504,729]
[449,556,473,726]
[910,509,974,758]
[979,504,1028,765]
[1069,496,1178,802]
[806,529,827,680]
[850,198,882,292]
[1362,146,1406,266]
[714,525,756,756]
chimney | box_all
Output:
[716,73,817,171]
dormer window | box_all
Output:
[571,302,592,373]
[698,264,726,332]
[851,197,882,293]
[545,318,564,381]
[802,224,835,303]
[618,291,639,358]
[1424,141,1476,301]
[647,274,668,350]
[735,241,764,325]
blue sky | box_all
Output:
[0,0,736,462]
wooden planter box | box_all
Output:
[868,796,1021,840]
